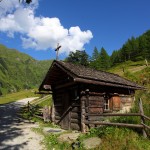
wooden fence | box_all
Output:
[82,98,150,138]
[27,101,51,122]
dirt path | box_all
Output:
[0,97,44,150]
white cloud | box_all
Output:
[0,0,93,55]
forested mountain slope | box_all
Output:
[0,44,52,95]
[111,30,150,65]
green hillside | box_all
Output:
[0,44,52,95]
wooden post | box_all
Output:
[139,98,147,138]
[51,102,55,122]
[27,101,30,112]
[81,98,86,133]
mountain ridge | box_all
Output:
[0,44,53,95]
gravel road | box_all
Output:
[0,97,44,150]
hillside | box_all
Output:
[110,30,150,65]
[0,44,52,95]
[108,60,150,85]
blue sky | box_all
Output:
[0,0,150,60]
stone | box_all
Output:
[57,133,80,144]
[43,127,65,134]
[82,137,101,149]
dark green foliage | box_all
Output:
[89,47,100,69]
[0,44,52,95]
[110,30,150,65]
[89,47,110,70]
[99,47,110,70]
[65,50,89,66]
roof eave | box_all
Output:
[74,77,144,90]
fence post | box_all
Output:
[139,98,147,138]
[27,101,30,112]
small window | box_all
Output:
[104,99,109,110]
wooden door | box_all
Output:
[61,92,70,130]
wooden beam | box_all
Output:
[55,81,76,89]
[85,121,143,128]
[74,78,142,90]
[85,113,141,117]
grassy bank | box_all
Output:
[0,89,36,104]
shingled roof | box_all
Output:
[39,60,144,91]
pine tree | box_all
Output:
[65,50,89,66]
[89,47,100,69]
[99,47,110,70]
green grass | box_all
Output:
[108,60,147,76]
[0,89,36,104]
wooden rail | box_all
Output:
[85,121,143,128]
[27,101,51,121]
[82,98,150,138]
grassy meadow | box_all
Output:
[0,89,37,104]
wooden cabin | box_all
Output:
[39,60,143,131]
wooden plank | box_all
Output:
[89,108,103,113]
[88,116,104,121]
[71,106,80,112]
[85,113,141,117]
[88,106,104,108]
[71,118,80,124]
[55,81,75,89]
[70,123,80,130]
[85,121,143,128]
[71,112,80,119]
[89,97,104,101]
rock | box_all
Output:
[43,127,65,134]
[57,133,80,144]
[82,137,101,149]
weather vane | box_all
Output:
[55,43,61,60]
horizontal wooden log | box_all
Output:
[85,113,141,117]
[72,106,80,112]
[71,118,81,124]
[70,123,80,130]
[89,108,103,114]
[81,91,104,96]
[88,106,104,108]
[85,121,143,128]
[88,116,104,121]
[71,112,80,118]
[89,97,104,101]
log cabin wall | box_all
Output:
[52,85,81,130]
[80,90,105,130]
[120,95,135,113]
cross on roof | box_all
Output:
[55,43,61,60]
